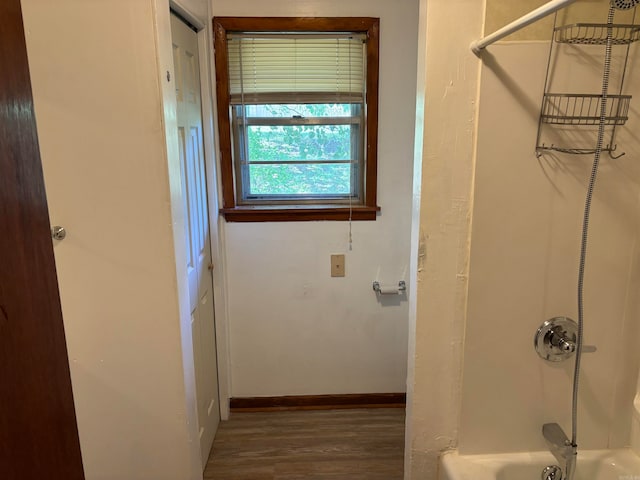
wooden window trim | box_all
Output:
[213,16,380,222]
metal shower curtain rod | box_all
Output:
[471,0,580,55]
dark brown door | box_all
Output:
[0,1,85,479]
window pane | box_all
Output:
[248,124,353,162]
[244,104,354,118]
[248,164,352,196]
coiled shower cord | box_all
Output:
[572,4,616,447]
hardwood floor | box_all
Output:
[204,408,405,479]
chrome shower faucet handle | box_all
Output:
[534,317,597,362]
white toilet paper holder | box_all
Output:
[372,281,406,295]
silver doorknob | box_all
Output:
[51,225,66,241]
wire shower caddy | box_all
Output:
[536,18,639,158]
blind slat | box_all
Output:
[227,35,366,100]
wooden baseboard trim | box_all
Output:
[229,393,406,412]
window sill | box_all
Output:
[220,205,381,222]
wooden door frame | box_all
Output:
[163,0,232,421]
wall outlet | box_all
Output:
[331,254,345,277]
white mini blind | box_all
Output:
[227,34,366,104]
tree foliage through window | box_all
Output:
[244,103,354,196]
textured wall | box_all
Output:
[404,0,483,477]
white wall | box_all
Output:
[22,1,202,478]
[212,0,418,397]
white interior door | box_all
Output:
[170,13,220,468]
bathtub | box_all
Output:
[440,449,640,480]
